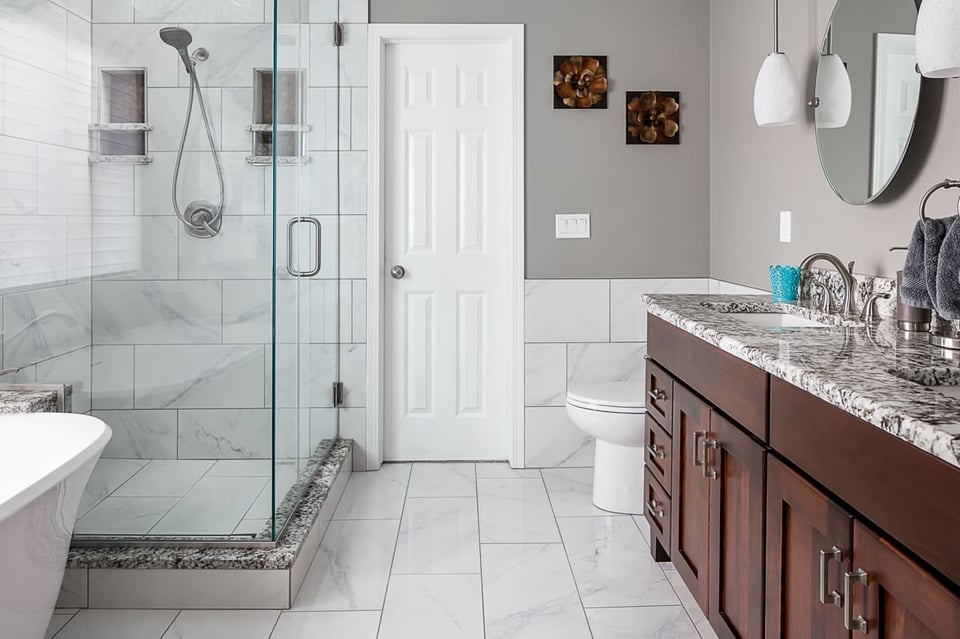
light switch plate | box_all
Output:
[556,213,590,239]
[779,210,792,243]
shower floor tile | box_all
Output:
[53,462,714,639]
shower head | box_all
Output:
[159,27,194,72]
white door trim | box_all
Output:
[366,24,525,470]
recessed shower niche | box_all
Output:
[89,68,152,164]
[247,68,310,165]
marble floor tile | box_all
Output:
[77,459,149,517]
[558,516,679,608]
[633,514,651,545]
[585,606,699,639]
[293,519,400,611]
[541,467,608,517]
[269,611,380,639]
[333,463,410,520]
[150,476,269,536]
[54,610,178,639]
[161,610,280,639]
[664,568,718,639]
[481,543,592,639]
[379,574,484,639]
[74,497,178,535]
[112,460,214,497]
[475,462,542,479]
[392,498,480,574]
[406,462,476,497]
[45,613,75,639]
[477,478,560,543]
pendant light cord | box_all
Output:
[774,0,780,53]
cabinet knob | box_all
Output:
[648,389,667,402]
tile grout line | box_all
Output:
[539,468,595,639]
[475,463,487,639]
[374,462,413,638]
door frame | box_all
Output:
[366,23,525,470]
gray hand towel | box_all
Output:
[925,217,954,312]
[901,220,933,309]
[938,217,960,319]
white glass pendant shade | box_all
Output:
[754,52,803,127]
[917,0,960,78]
[815,54,852,128]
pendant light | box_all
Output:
[815,27,852,129]
[754,0,802,127]
[917,0,960,78]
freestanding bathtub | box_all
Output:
[0,413,111,639]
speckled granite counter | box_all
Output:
[643,294,960,469]
[0,385,70,413]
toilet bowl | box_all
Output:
[566,382,647,514]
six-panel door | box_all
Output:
[670,384,712,611]
[765,457,852,639]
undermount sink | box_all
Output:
[887,366,960,398]
[727,313,829,329]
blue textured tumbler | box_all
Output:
[769,265,801,303]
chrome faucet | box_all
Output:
[798,253,858,317]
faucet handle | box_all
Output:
[859,292,890,323]
[811,281,833,313]
[847,260,856,275]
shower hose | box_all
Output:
[171,66,225,238]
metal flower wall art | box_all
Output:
[553,55,608,109]
[626,91,680,145]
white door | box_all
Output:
[871,33,920,196]
[383,38,512,460]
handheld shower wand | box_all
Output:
[158,27,224,239]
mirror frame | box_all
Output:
[814,0,924,205]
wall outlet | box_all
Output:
[779,210,792,243]
[556,213,590,239]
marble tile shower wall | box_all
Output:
[0,1,95,410]
[523,278,767,468]
[81,0,369,462]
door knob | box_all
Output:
[391,265,406,279]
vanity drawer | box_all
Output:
[648,315,768,441]
[644,414,672,494]
[645,359,674,433]
[644,466,672,559]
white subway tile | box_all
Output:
[94,409,178,459]
[567,342,648,387]
[92,345,134,409]
[524,344,566,407]
[524,407,594,468]
[524,280,609,343]
[93,280,222,344]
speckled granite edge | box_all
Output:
[0,385,71,414]
[643,294,960,470]
[66,439,352,570]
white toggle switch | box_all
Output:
[779,210,792,243]
[556,213,591,239]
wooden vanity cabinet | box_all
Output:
[648,314,960,639]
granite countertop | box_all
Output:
[0,386,68,414]
[643,293,960,469]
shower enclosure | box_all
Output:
[0,0,367,543]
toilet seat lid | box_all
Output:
[567,382,646,411]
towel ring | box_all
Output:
[919,179,960,220]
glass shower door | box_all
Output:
[270,1,340,539]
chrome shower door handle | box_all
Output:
[286,217,321,277]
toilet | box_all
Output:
[566,381,647,514]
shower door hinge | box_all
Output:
[333,22,344,47]
[333,381,344,407]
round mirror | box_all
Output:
[815,0,921,205]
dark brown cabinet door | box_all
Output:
[707,412,766,639]
[850,522,960,638]
[670,384,711,611]
[765,457,852,639]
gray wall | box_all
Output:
[371,0,711,279]
[711,0,954,289]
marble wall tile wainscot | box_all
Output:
[522,278,736,468]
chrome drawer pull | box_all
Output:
[647,443,665,460]
[646,499,664,519]
[693,431,706,467]
[648,389,667,402]
[701,438,718,480]
[843,569,869,634]
[818,546,843,608]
